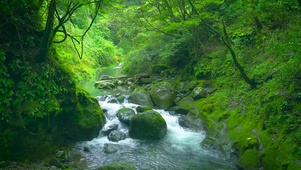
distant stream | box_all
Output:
[74,95,236,170]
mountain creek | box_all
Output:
[1,65,238,170]
[2,64,300,170]
[72,94,237,170]
[70,65,238,169]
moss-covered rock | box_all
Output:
[128,87,154,107]
[129,110,167,140]
[190,87,208,100]
[56,89,106,141]
[150,81,175,110]
[238,148,260,169]
[136,105,152,113]
[0,63,107,161]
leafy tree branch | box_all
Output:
[39,0,103,62]
[200,18,257,88]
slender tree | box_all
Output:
[39,0,102,62]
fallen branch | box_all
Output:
[100,74,151,81]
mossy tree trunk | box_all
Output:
[39,0,56,62]
[201,19,257,88]
[221,21,257,88]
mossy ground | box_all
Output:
[179,74,301,169]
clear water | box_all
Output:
[74,95,237,170]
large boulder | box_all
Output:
[0,83,106,161]
[128,87,154,107]
[116,108,136,125]
[53,89,107,144]
[150,81,175,110]
[129,110,167,140]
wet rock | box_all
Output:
[103,143,123,154]
[116,108,136,125]
[201,136,233,158]
[178,113,203,131]
[129,87,154,107]
[101,123,119,135]
[168,106,189,115]
[108,98,119,103]
[108,130,127,142]
[116,94,125,103]
[150,81,175,110]
[129,110,167,140]
[83,146,91,153]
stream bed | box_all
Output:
[74,95,237,170]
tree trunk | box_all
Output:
[38,0,56,62]
[221,22,256,88]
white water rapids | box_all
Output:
[74,95,236,170]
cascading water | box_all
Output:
[74,95,236,170]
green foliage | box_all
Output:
[257,0,299,29]
[53,9,120,81]
[0,51,14,120]
[0,0,42,26]
[111,0,222,74]
[12,61,63,118]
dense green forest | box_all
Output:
[0,0,301,169]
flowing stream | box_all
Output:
[74,95,236,170]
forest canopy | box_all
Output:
[0,0,301,169]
